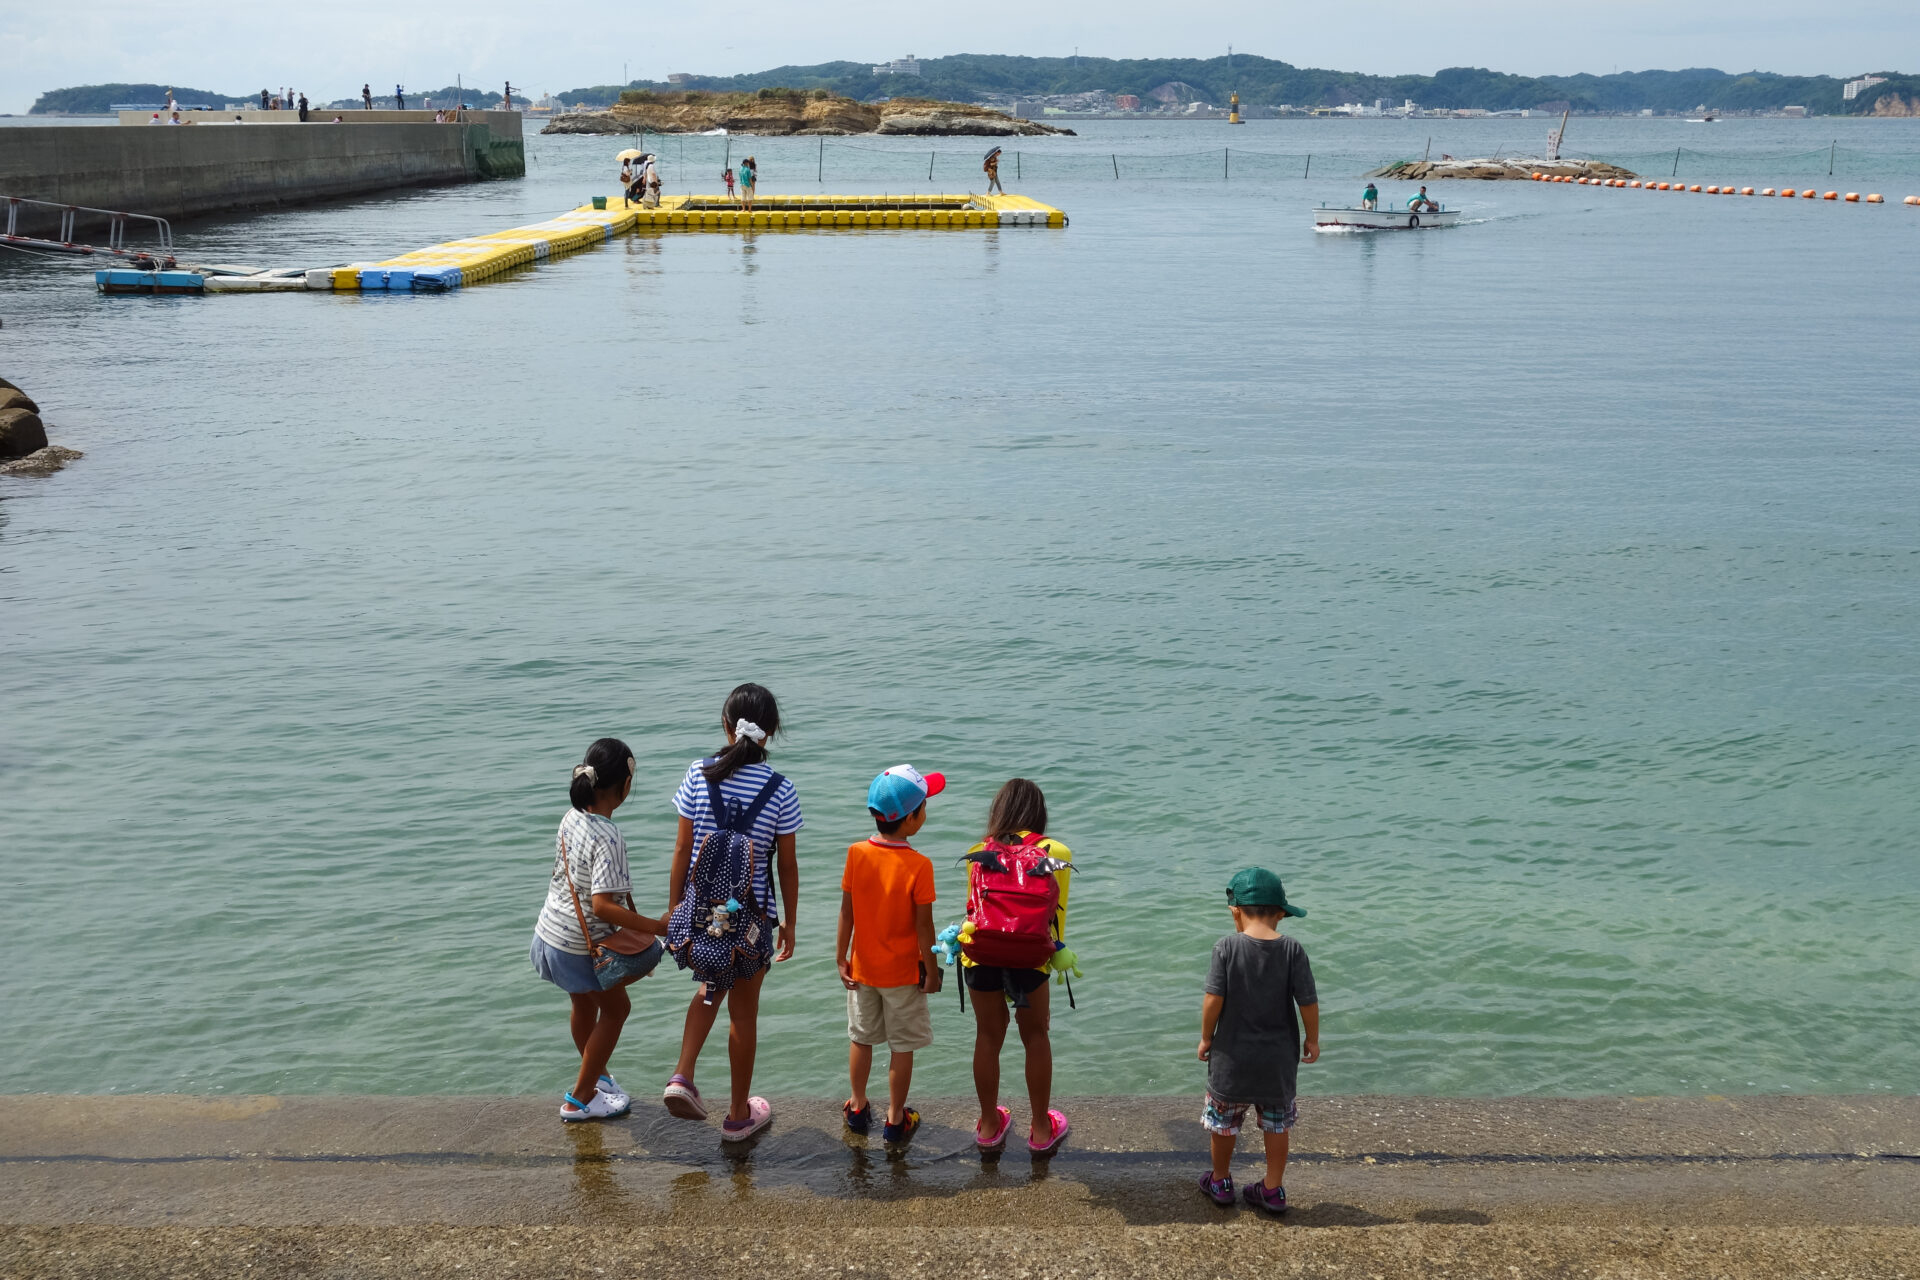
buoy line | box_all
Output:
[1530,172,1904,205]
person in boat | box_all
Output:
[1407,186,1440,213]
[1361,182,1378,210]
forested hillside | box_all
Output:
[558,56,1884,114]
[29,83,236,113]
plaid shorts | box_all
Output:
[1203,1091,1298,1136]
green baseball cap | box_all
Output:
[1226,867,1306,917]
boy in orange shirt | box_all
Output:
[836,764,944,1144]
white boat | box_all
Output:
[1313,205,1461,230]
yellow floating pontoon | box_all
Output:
[609,192,1067,231]
[306,193,1065,292]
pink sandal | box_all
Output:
[721,1096,773,1142]
[1027,1108,1069,1157]
[975,1105,1012,1152]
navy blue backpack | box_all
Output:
[664,768,783,1005]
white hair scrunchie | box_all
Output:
[733,719,768,745]
[572,764,598,783]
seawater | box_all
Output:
[2,119,1917,1099]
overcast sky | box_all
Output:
[5,1,1913,113]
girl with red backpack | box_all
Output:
[963,778,1073,1156]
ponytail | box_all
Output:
[702,683,782,783]
[569,737,636,810]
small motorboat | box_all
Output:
[1313,205,1461,230]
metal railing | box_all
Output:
[4,194,175,258]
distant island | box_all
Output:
[542,90,1069,136]
[29,60,1920,119]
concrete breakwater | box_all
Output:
[2,1094,1915,1278]
[0,112,523,229]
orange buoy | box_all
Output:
[1761,188,1776,196]
[1741,187,1755,196]
[1803,189,1817,198]
[1866,194,1883,203]
[1656,182,1669,190]
[1780,188,1795,197]
[1843,192,1859,202]
[1531,172,1543,180]
[1629,180,1641,188]
[1906,196,1920,205]
[1824,191,1839,200]
[1705,186,1720,194]
[1689,184,1702,192]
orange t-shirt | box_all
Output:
[841,838,936,988]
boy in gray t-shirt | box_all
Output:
[1197,867,1319,1215]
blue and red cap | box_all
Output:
[867,764,947,821]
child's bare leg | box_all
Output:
[569,992,597,1056]
[673,987,723,1083]
[886,1049,913,1126]
[1262,1129,1290,1189]
[724,967,767,1123]
[1015,982,1053,1143]
[570,987,630,1102]
[971,988,1010,1130]
[1210,1130,1237,1181]
[848,1041,874,1112]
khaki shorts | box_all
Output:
[847,983,932,1051]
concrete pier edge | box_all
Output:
[3,1094,1916,1278]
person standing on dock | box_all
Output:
[261,89,270,110]
[395,85,406,111]
[984,147,1005,194]
[723,167,735,199]
[643,155,662,208]
[738,156,757,212]
[362,84,373,110]
[298,94,309,123]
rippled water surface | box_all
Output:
[2,119,1917,1098]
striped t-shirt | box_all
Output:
[533,809,633,955]
[673,759,802,913]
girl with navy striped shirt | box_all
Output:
[660,683,802,1140]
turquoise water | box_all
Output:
[2,120,1917,1100]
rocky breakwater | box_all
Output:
[1371,157,1638,181]
[0,378,82,477]
[544,90,1072,137]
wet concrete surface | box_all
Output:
[3,1094,1917,1277]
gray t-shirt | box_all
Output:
[1204,932,1318,1107]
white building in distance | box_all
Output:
[1843,75,1887,101]
[873,56,922,76]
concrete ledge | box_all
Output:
[2,1095,1916,1276]
[0,122,522,225]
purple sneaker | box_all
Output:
[1198,1172,1235,1206]
[1243,1180,1288,1215]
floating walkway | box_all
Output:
[310,192,1065,294]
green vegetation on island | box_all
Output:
[31,61,1918,117]
[29,83,237,113]
[555,56,1913,116]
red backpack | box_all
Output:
[963,832,1063,969]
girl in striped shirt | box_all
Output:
[660,683,802,1140]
